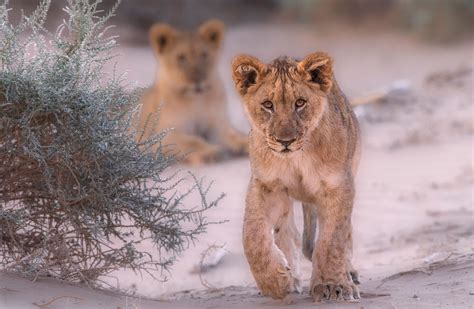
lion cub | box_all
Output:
[137,20,247,165]
[232,52,361,302]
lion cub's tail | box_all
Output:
[302,203,318,261]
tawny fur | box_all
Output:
[232,52,361,301]
[137,19,248,165]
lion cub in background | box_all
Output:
[137,19,248,165]
[232,52,361,302]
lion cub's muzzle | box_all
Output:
[180,81,211,95]
[267,136,305,154]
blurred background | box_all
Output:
[14,0,474,43]
[109,0,474,44]
[12,0,473,99]
[6,0,473,307]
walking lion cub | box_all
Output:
[137,19,247,165]
[232,52,361,302]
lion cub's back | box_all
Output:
[330,81,361,174]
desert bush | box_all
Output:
[0,0,222,284]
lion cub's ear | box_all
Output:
[232,54,265,96]
[198,19,225,49]
[298,52,334,93]
[149,23,179,55]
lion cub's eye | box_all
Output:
[295,99,306,109]
[201,51,208,60]
[177,54,186,63]
[262,101,274,111]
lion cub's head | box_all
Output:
[232,52,334,154]
[149,19,224,94]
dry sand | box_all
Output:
[1,24,473,308]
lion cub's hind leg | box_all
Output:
[345,228,360,285]
[302,203,318,261]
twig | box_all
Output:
[195,244,229,290]
[32,295,85,308]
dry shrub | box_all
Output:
[0,0,222,284]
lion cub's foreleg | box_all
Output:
[242,179,299,300]
[310,181,360,302]
[274,206,302,293]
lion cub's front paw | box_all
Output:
[225,131,248,156]
[181,145,223,166]
[310,277,360,302]
[256,263,293,300]
[229,137,248,156]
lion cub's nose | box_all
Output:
[276,138,296,147]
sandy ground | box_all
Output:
[1,23,473,308]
